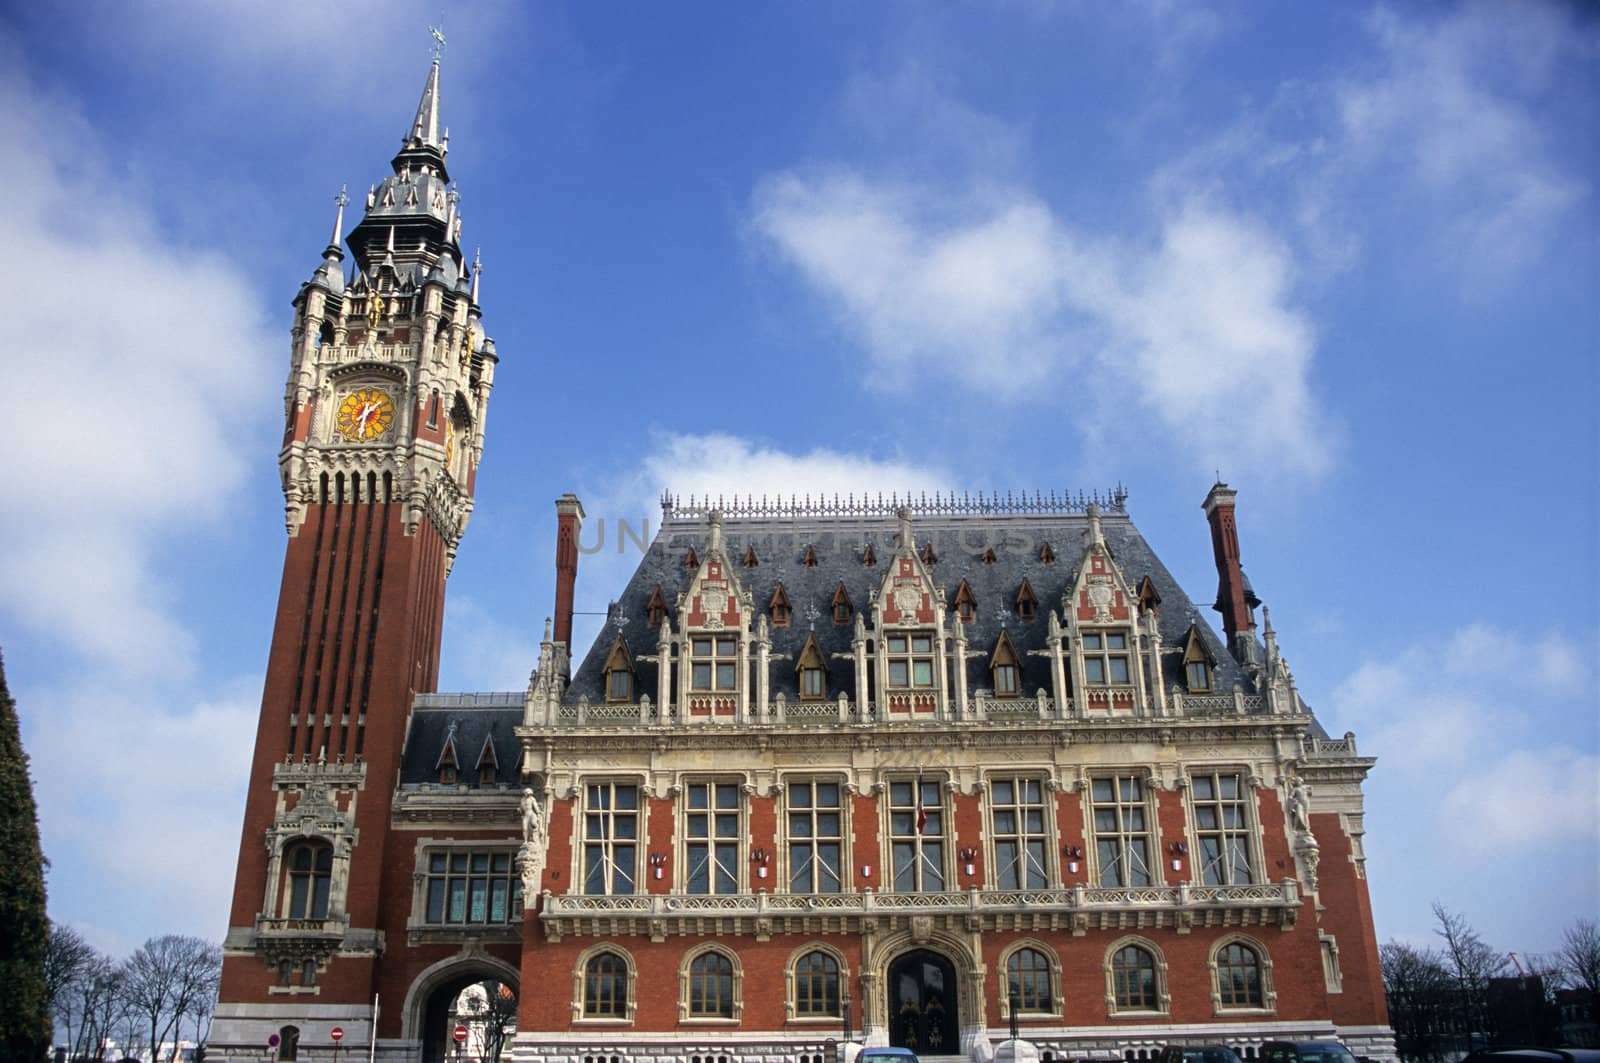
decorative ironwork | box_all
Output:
[660,487,1129,522]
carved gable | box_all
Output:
[682,513,747,632]
[1069,508,1134,627]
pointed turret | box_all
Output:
[408,59,443,151]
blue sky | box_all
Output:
[1,1,1595,966]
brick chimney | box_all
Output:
[1202,482,1258,663]
[553,494,585,646]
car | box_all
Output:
[857,1050,921,1063]
[1261,1041,1362,1063]
[1157,1046,1245,1063]
[1462,1050,1600,1063]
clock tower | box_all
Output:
[212,55,498,1051]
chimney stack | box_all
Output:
[1202,482,1259,663]
[553,494,585,646]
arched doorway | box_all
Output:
[887,949,959,1055]
[419,975,518,1063]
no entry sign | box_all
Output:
[453,1025,469,1043]
[330,1028,344,1043]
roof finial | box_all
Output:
[897,505,915,554]
[1086,502,1105,548]
[470,246,482,302]
[329,184,348,249]
[429,24,447,61]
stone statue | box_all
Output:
[1288,778,1312,834]
[367,293,385,331]
[520,787,544,845]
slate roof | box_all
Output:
[566,505,1254,709]
[398,693,523,788]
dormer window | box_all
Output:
[920,542,938,565]
[862,544,878,567]
[1015,579,1037,621]
[981,546,998,565]
[1082,631,1131,685]
[770,583,792,628]
[603,636,636,702]
[802,545,819,568]
[831,583,853,625]
[475,736,499,787]
[646,585,667,628]
[953,580,976,624]
[691,637,738,691]
[742,545,759,568]
[1182,626,1213,692]
[685,547,700,570]
[436,736,459,785]
[1039,542,1056,565]
[797,634,827,701]
[992,631,1021,698]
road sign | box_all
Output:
[453,1025,468,1043]
[330,1028,344,1043]
[267,1035,280,1049]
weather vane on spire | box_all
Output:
[429,24,447,61]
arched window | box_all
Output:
[1104,936,1170,1014]
[1005,947,1053,1014]
[285,841,332,920]
[277,1026,300,1061]
[791,949,841,1018]
[583,950,630,1018]
[687,950,736,1019]
[1216,942,1264,1007]
[1112,945,1157,1009]
[992,631,1021,699]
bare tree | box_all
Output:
[44,924,97,1045]
[1433,902,1507,1041]
[1382,940,1455,1062]
[1558,918,1600,1024]
[478,979,517,1063]
[124,935,219,1060]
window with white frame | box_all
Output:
[690,636,738,691]
[582,949,631,1019]
[685,782,740,894]
[888,779,944,892]
[583,782,638,895]
[787,780,844,893]
[1081,630,1132,684]
[989,776,1049,889]
[1091,774,1152,887]
[1112,944,1159,1010]
[422,849,521,924]
[885,633,935,689]
[1191,770,1254,885]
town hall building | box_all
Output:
[210,57,1393,1063]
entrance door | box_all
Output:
[888,949,959,1055]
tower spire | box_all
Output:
[408,57,443,151]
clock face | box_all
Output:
[335,387,395,442]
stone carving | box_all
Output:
[1288,779,1312,834]
[1086,578,1115,621]
[518,787,549,899]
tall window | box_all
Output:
[685,782,740,894]
[691,637,738,691]
[1091,774,1152,887]
[1112,945,1158,1010]
[886,634,935,689]
[1216,942,1264,1007]
[1081,631,1131,684]
[788,781,844,893]
[688,950,735,1018]
[583,782,638,895]
[584,951,630,1018]
[1006,947,1053,1014]
[423,850,521,924]
[794,950,841,1017]
[286,842,332,920]
[277,1027,300,1062]
[1192,771,1254,885]
[889,779,944,892]
[990,777,1048,889]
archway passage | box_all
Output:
[421,976,518,1063]
[888,949,959,1055]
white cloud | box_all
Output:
[0,56,278,676]
[1334,4,1590,280]
[750,171,1333,479]
[441,597,539,693]
[1440,748,1600,853]
[30,674,258,941]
